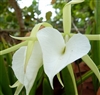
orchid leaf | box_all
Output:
[0,86,4,95]
[61,65,77,95]
[0,44,12,95]
[43,78,53,95]
[92,0,100,91]
[1,38,15,84]
[67,64,78,94]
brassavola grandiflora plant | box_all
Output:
[0,0,100,95]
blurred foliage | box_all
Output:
[72,0,95,32]
[0,0,95,34]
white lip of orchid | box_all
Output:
[37,27,91,88]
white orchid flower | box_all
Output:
[0,23,52,95]
[12,41,42,95]
[1,0,100,94]
[11,25,91,95]
[37,27,91,88]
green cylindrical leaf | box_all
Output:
[61,66,77,95]
[43,77,53,95]
[91,0,100,92]
[0,86,4,95]
[0,43,12,95]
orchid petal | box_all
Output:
[10,35,35,41]
[10,81,22,88]
[37,27,90,88]
[10,81,23,95]
[12,46,27,84]
[65,33,91,64]
[14,83,23,95]
[57,73,64,87]
[24,41,42,95]
[12,41,42,95]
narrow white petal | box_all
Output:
[24,41,42,95]
[12,46,26,84]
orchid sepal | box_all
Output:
[69,33,100,41]
[57,73,64,87]
[63,0,84,34]
[0,40,28,55]
[10,81,23,95]
[82,54,100,82]
[24,22,52,71]
[10,35,36,41]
